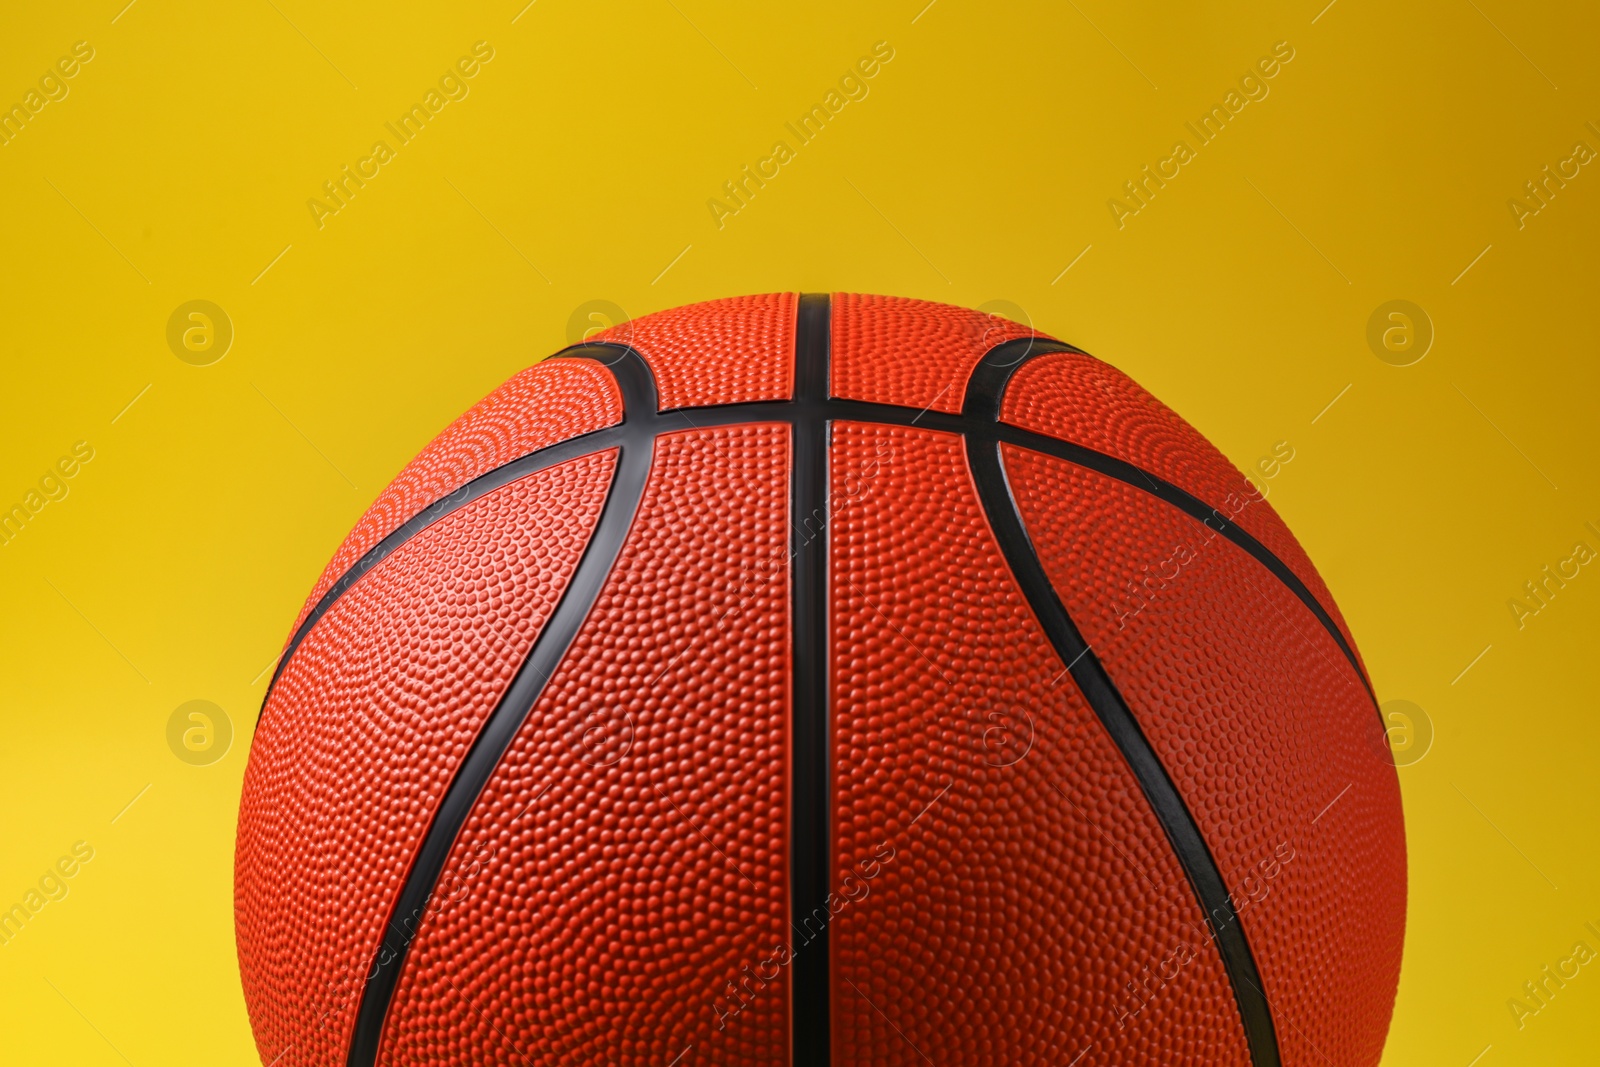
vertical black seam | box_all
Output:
[790,292,832,1067]
[963,350,1281,1066]
[344,348,659,1067]
[249,324,1330,1065]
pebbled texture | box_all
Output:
[1003,444,1405,1067]
[830,293,1050,414]
[1000,350,1360,665]
[827,422,1252,1067]
[589,293,797,410]
[238,294,1405,1067]
[376,426,792,1067]
[234,451,616,1067]
[288,359,622,640]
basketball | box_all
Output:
[235,293,1405,1066]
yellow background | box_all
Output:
[1,0,1596,1063]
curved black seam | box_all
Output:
[344,348,659,1067]
[990,420,1375,704]
[960,336,1082,421]
[236,337,1352,1064]
[257,423,627,711]
[962,340,1375,705]
[967,342,1283,1062]
[966,432,1282,1066]
[264,396,1371,722]
[256,346,648,716]
[790,294,832,1066]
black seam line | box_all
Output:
[343,348,659,1067]
[262,392,1370,722]
[967,433,1282,1067]
[254,344,658,709]
[964,337,1375,706]
[790,293,831,1067]
[262,374,1369,723]
[965,340,1282,1064]
[250,335,1328,1064]
[256,425,629,715]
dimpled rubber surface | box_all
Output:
[589,293,797,409]
[234,451,616,1067]
[1001,351,1360,664]
[827,422,1252,1067]
[1003,444,1406,1067]
[288,358,622,639]
[829,293,1049,414]
[240,294,1406,1067]
[376,426,792,1067]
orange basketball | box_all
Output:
[236,294,1405,1066]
